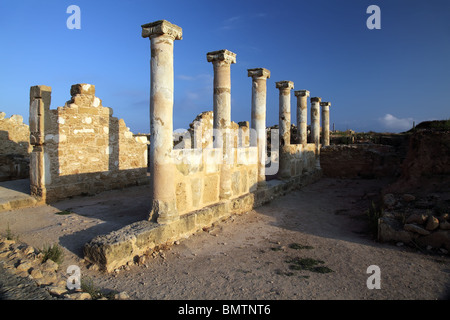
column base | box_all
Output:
[149,199,179,225]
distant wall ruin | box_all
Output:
[29,84,148,203]
[0,112,31,181]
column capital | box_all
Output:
[311,97,322,103]
[275,81,294,90]
[207,49,236,64]
[320,102,331,107]
[294,90,310,97]
[141,20,183,40]
[247,68,270,79]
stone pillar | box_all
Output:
[207,49,236,200]
[276,81,294,179]
[29,85,52,202]
[294,90,310,147]
[248,68,270,186]
[276,81,294,147]
[320,101,331,146]
[142,20,182,224]
[310,97,321,146]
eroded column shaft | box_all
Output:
[295,90,310,147]
[248,68,270,185]
[310,97,321,146]
[142,20,182,224]
[276,81,294,147]
[321,102,331,146]
[207,49,236,200]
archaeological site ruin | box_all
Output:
[1,19,449,275]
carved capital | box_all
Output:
[320,102,331,107]
[141,20,183,40]
[294,90,310,97]
[275,81,294,91]
[311,97,322,103]
[247,68,270,79]
[206,49,236,64]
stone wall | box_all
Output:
[320,144,401,179]
[0,112,32,181]
[29,84,148,203]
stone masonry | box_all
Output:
[83,19,325,272]
[0,112,32,181]
[28,84,148,203]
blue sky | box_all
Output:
[0,0,449,134]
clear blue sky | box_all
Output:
[0,0,449,134]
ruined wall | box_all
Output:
[172,112,258,216]
[320,144,401,179]
[29,84,148,202]
[0,112,32,181]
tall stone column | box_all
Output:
[276,81,294,147]
[207,49,236,200]
[248,68,270,186]
[276,81,294,179]
[320,101,331,146]
[310,97,321,146]
[294,90,310,147]
[142,20,182,224]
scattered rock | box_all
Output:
[174,240,180,245]
[404,224,430,235]
[16,261,32,273]
[405,214,428,225]
[425,216,440,231]
[440,221,450,230]
[41,259,59,273]
[114,291,130,300]
[30,268,43,279]
[383,193,397,208]
[402,194,416,202]
[65,292,92,300]
[416,231,450,251]
[47,286,68,296]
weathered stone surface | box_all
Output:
[41,259,59,273]
[416,230,450,251]
[404,223,430,235]
[405,213,428,225]
[28,84,148,203]
[440,221,450,230]
[378,217,415,243]
[425,216,440,231]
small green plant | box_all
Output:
[285,257,333,274]
[289,243,313,250]
[5,223,19,241]
[366,201,383,236]
[39,243,65,265]
[81,277,106,300]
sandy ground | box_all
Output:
[1,177,449,300]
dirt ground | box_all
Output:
[1,177,449,300]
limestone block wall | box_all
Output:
[172,111,258,216]
[0,112,32,181]
[280,143,317,178]
[29,84,148,202]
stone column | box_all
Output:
[248,68,270,186]
[29,85,52,202]
[320,101,331,146]
[310,97,321,146]
[142,20,182,224]
[276,81,294,179]
[294,90,310,147]
[207,49,236,200]
[276,81,294,147]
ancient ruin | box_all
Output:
[1,19,447,281]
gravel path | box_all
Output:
[1,177,449,300]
